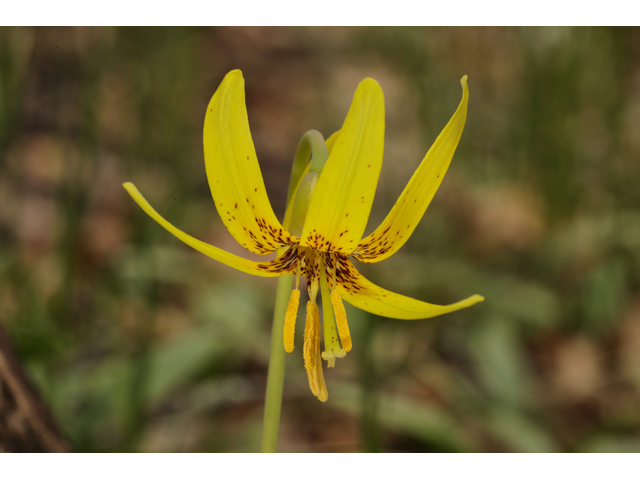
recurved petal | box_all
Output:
[353,76,469,263]
[123,183,297,277]
[300,78,385,254]
[335,255,483,319]
[204,70,297,255]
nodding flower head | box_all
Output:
[123,70,483,402]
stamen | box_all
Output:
[306,250,320,303]
[283,288,300,353]
[331,289,352,352]
[303,301,319,374]
[303,300,327,401]
[313,345,328,402]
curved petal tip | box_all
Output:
[469,294,485,303]
[359,77,382,89]
[226,69,243,79]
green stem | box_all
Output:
[261,273,293,453]
[359,313,381,452]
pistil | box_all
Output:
[320,260,346,367]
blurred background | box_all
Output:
[1,26,640,452]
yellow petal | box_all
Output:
[123,182,296,277]
[204,70,297,255]
[336,256,483,319]
[353,76,469,263]
[300,78,385,254]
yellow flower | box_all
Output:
[123,70,483,402]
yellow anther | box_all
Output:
[313,353,328,403]
[283,288,300,353]
[331,289,352,352]
[303,300,327,402]
[303,301,319,373]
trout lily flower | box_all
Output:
[123,70,483,402]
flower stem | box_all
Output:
[261,273,293,452]
[262,129,327,452]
